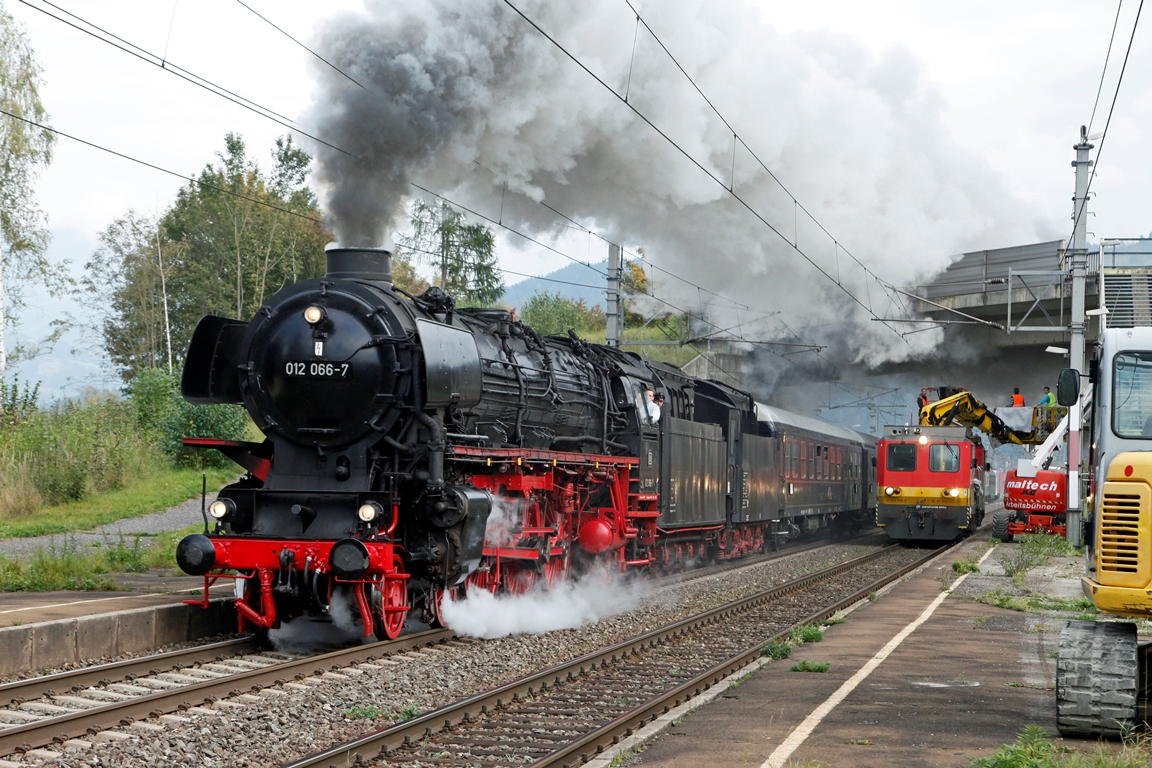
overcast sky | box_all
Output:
[6,0,1149,399]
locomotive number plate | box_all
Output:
[285,361,352,379]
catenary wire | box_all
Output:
[498,0,940,367]
[39,0,903,370]
[1069,0,1143,247]
[1088,0,1126,135]
[234,0,367,89]
[0,106,325,224]
[18,0,355,157]
[28,2,905,403]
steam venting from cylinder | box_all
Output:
[325,246,393,283]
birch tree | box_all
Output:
[0,0,57,378]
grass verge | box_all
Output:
[0,467,235,539]
[976,588,1098,616]
[971,724,1152,767]
[0,524,200,592]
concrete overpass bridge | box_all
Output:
[910,239,1152,353]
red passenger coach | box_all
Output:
[876,425,987,542]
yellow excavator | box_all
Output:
[918,386,1066,447]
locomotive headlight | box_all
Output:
[303,305,326,325]
[208,498,235,519]
[357,501,383,523]
[918,435,928,445]
[948,487,962,498]
[885,486,900,496]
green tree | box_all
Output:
[390,250,430,295]
[620,259,653,328]
[79,212,177,376]
[0,1,60,378]
[163,133,329,321]
[397,199,503,306]
[86,134,331,380]
[520,291,605,337]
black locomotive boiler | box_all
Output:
[176,246,877,638]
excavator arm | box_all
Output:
[919,392,1066,445]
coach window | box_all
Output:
[929,443,961,472]
[886,443,917,472]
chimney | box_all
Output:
[324,246,393,283]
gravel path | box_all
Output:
[0,492,216,559]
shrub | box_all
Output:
[0,375,39,427]
[124,367,179,434]
[969,726,1058,767]
[790,660,830,673]
[1,395,159,505]
[0,538,120,592]
[0,455,42,519]
[520,290,605,337]
[125,368,250,468]
[797,626,824,644]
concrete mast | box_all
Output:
[607,243,621,347]
[1066,125,1094,547]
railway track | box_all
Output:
[0,629,457,758]
[282,542,942,768]
[0,533,893,762]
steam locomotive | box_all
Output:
[176,247,877,638]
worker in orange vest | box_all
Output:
[1010,387,1025,407]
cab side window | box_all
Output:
[886,443,917,472]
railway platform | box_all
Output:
[0,577,236,676]
[613,526,1095,768]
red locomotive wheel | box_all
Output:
[504,567,538,595]
[465,570,496,594]
[430,587,456,629]
[543,554,566,589]
[376,555,409,640]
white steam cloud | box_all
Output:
[483,497,519,548]
[266,587,370,653]
[303,0,1053,367]
[441,565,651,639]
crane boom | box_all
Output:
[918,391,1067,446]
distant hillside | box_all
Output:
[501,259,608,311]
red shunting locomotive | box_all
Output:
[876,425,987,542]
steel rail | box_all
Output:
[0,628,455,757]
[282,543,944,768]
[0,529,874,759]
[0,637,262,705]
[534,544,945,768]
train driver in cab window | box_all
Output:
[644,387,661,424]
